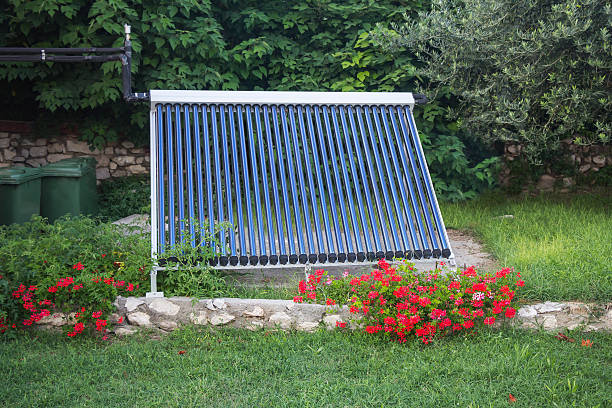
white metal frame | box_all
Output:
[147,90,455,297]
[149,90,416,106]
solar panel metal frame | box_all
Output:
[149,90,455,283]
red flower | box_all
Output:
[293,296,303,303]
[298,281,307,294]
[48,286,58,293]
[307,292,316,300]
[484,317,496,325]
[516,279,525,287]
[101,254,106,258]
[126,283,134,292]
[92,310,102,318]
[368,291,379,300]
[463,320,474,329]
[336,321,346,328]
[73,262,84,271]
[504,307,516,318]
[326,298,336,306]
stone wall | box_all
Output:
[34,296,612,336]
[500,140,611,191]
[0,125,149,182]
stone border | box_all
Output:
[35,297,612,336]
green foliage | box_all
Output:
[97,175,150,222]
[377,0,612,164]
[159,220,235,298]
[0,216,151,327]
[1,0,498,200]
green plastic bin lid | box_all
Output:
[41,157,97,177]
[0,167,42,184]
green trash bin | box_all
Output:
[0,167,42,225]
[40,157,99,222]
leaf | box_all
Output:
[555,332,575,343]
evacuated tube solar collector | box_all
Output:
[149,90,454,272]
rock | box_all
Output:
[136,157,144,164]
[536,174,556,191]
[518,305,537,319]
[47,153,71,163]
[114,327,137,336]
[323,314,344,330]
[243,306,265,318]
[246,321,264,331]
[157,320,178,331]
[540,315,557,330]
[507,144,519,155]
[269,312,293,329]
[115,147,127,155]
[112,156,135,166]
[132,148,145,154]
[35,313,67,326]
[592,155,606,166]
[127,311,152,327]
[568,303,591,316]
[562,177,575,187]
[112,169,127,177]
[30,146,47,157]
[96,168,111,180]
[0,138,10,148]
[21,138,35,146]
[579,164,591,173]
[125,297,145,312]
[47,143,64,153]
[127,164,147,174]
[26,158,47,167]
[535,301,566,313]
[34,138,46,146]
[12,156,25,163]
[97,156,110,166]
[213,299,227,310]
[108,313,125,324]
[66,139,93,154]
[3,148,16,161]
[109,161,118,170]
[190,311,208,325]
[210,312,235,326]
[296,322,320,332]
[104,147,114,155]
[121,141,135,148]
[148,298,181,316]
[19,149,30,159]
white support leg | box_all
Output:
[146,267,164,298]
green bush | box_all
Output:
[0,216,151,335]
[98,175,150,222]
[376,0,611,164]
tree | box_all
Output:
[376,0,612,164]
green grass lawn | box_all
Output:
[440,191,612,302]
[1,327,610,408]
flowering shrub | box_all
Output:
[0,216,151,339]
[1,257,139,339]
[295,260,524,344]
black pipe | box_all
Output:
[0,47,124,54]
[414,93,428,104]
[0,54,123,62]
